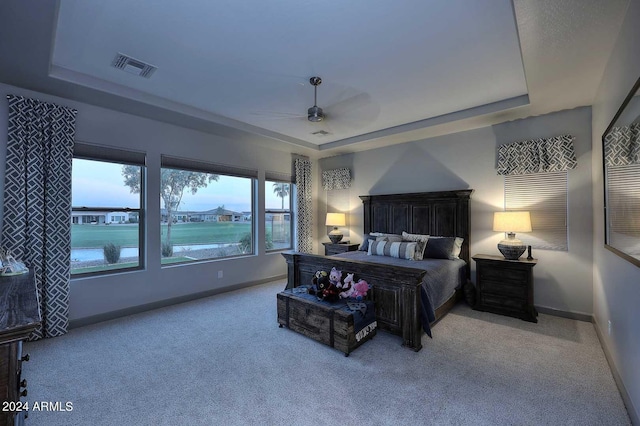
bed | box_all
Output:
[281,189,472,351]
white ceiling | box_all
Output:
[0,0,631,154]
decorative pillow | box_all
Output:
[377,234,402,243]
[370,232,403,240]
[423,237,464,260]
[358,234,377,251]
[401,231,430,260]
[368,240,417,260]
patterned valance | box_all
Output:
[322,168,351,191]
[496,135,577,175]
[604,123,640,167]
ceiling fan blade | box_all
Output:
[324,91,380,132]
[250,111,307,119]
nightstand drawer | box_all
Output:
[480,279,527,300]
[480,267,527,284]
[323,242,359,256]
[481,293,528,312]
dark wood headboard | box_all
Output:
[360,190,473,278]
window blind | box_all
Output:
[504,171,568,251]
[161,155,258,178]
[74,141,146,165]
[265,170,293,183]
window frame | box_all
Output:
[265,179,294,252]
[159,156,257,266]
[71,153,146,277]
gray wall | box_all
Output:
[592,0,640,420]
[318,106,594,316]
[0,82,305,323]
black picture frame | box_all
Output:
[602,75,640,268]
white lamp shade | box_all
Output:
[493,211,532,233]
[325,213,346,227]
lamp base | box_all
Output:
[497,237,526,260]
[328,233,344,244]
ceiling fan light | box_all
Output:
[308,105,324,122]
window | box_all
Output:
[266,180,293,251]
[504,171,568,250]
[160,156,256,264]
[71,145,145,275]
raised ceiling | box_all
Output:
[0,0,630,154]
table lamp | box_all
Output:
[325,212,346,244]
[493,211,532,260]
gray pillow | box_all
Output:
[424,237,464,260]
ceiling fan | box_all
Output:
[249,76,380,134]
[307,76,324,122]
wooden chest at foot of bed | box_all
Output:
[277,289,377,356]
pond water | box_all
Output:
[70,243,238,262]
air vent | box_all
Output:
[311,130,330,136]
[111,53,157,78]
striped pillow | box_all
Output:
[367,240,417,260]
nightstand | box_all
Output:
[322,242,359,256]
[472,254,538,322]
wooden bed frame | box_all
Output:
[282,190,472,351]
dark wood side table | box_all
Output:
[0,270,41,426]
[322,242,359,256]
[472,254,538,323]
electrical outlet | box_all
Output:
[217,270,223,279]
[608,320,612,335]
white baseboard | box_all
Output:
[535,305,592,322]
[593,317,639,425]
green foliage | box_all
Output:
[103,243,121,264]
[238,232,252,254]
[161,241,174,258]
[238,232,272,254]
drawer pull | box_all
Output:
[21,353,30,362]
[20,389,27,397]
[20,379,27,388]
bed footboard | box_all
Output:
[282,252,427,351]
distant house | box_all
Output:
[161,208,244,223]
[71,211,130,224]
[190,208,243,222]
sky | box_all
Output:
[71,159,289,212]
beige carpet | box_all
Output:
[22,280,630,425]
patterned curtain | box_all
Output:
[294,157,313,253]
[496,135,577,175]
[322,168,351,191]
[604,123,640,166]
[3,95,77,339]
